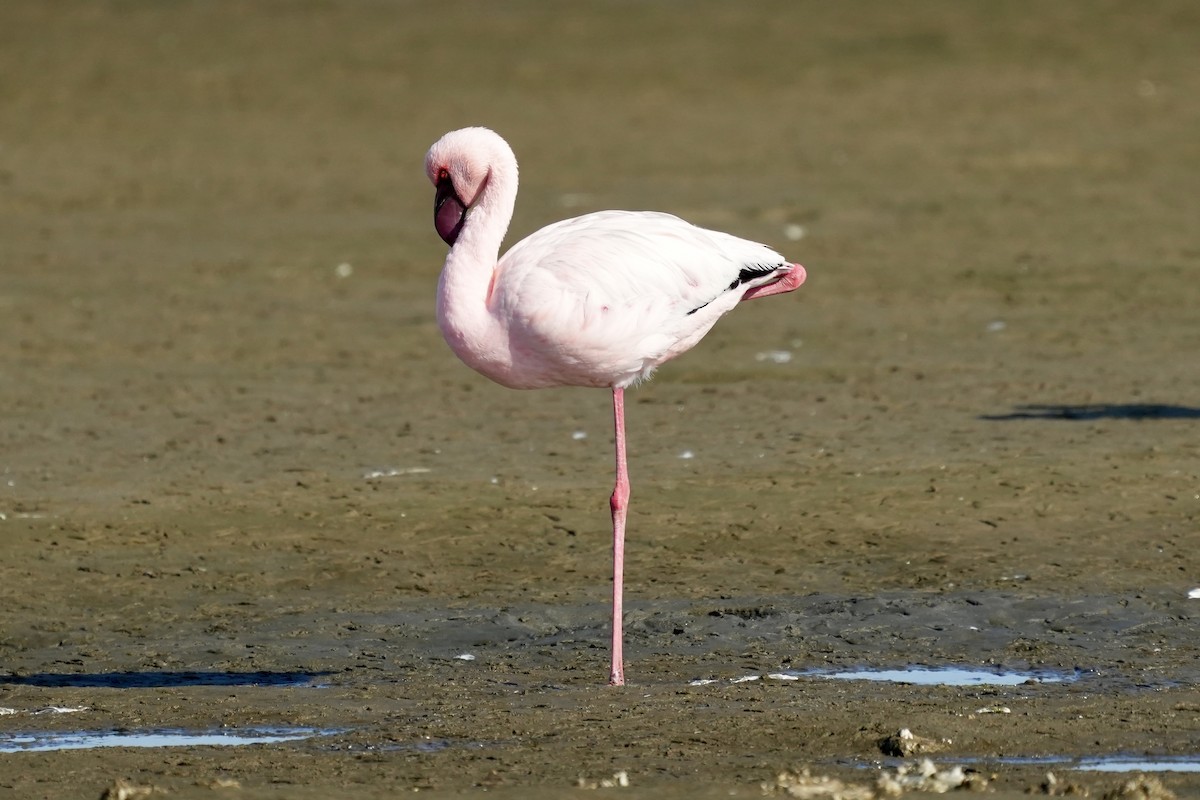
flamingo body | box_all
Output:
[494,210,795,389]
[425,127,806,684]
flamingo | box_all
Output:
[425,127,806,685]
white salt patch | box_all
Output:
[0,706,89,716]
[755,350,793,364]
[363,467,431,479]
[783,224,806,241]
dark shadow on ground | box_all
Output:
[981,404,1200,421]
[0,671,332,688]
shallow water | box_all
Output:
[805,666,1076,686]
[689,665,1077,687]
[1074,758,1200,773]
[1,671,331,689]
[0,727,337,754]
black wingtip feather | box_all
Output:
[687,263,786,316]
[737,263,784,285]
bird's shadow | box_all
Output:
[0,670,332,689]
[980,403,1200,421]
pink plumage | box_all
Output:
[425,127,806,685]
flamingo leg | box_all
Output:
[609,387,629,686]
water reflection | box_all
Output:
[0,671,331,689]
[691,666,1080,687]
[0,726,337,753]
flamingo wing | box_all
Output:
[492,211,790,387]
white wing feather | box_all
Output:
[491,211,788,387]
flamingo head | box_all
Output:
[425,127,516,247]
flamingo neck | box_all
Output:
[435,162,518,383]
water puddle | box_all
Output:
[0,726,338,753]
[1,671,332,689]
[802,666,1076,686]
[1074,757,1200,773]
[974,755,1200,774]
[690,666,1080,687]
[849,754,1200,775]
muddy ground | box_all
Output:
[1,1,1198,798]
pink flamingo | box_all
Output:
[425,127,806,685]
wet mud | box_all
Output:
[1,1,1198,798]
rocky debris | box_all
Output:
[1030,771,1091,796]
[877,728,950,757]
[576,770,630,789]
[1101,776,1177,800]
[763,759,985,798]
[98,779,162,800]
[203,777,242,790]
[877,759,987,794]
[762,768,874,800]
[1028,771,1179,799]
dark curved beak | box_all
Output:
[434,175,467,246]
